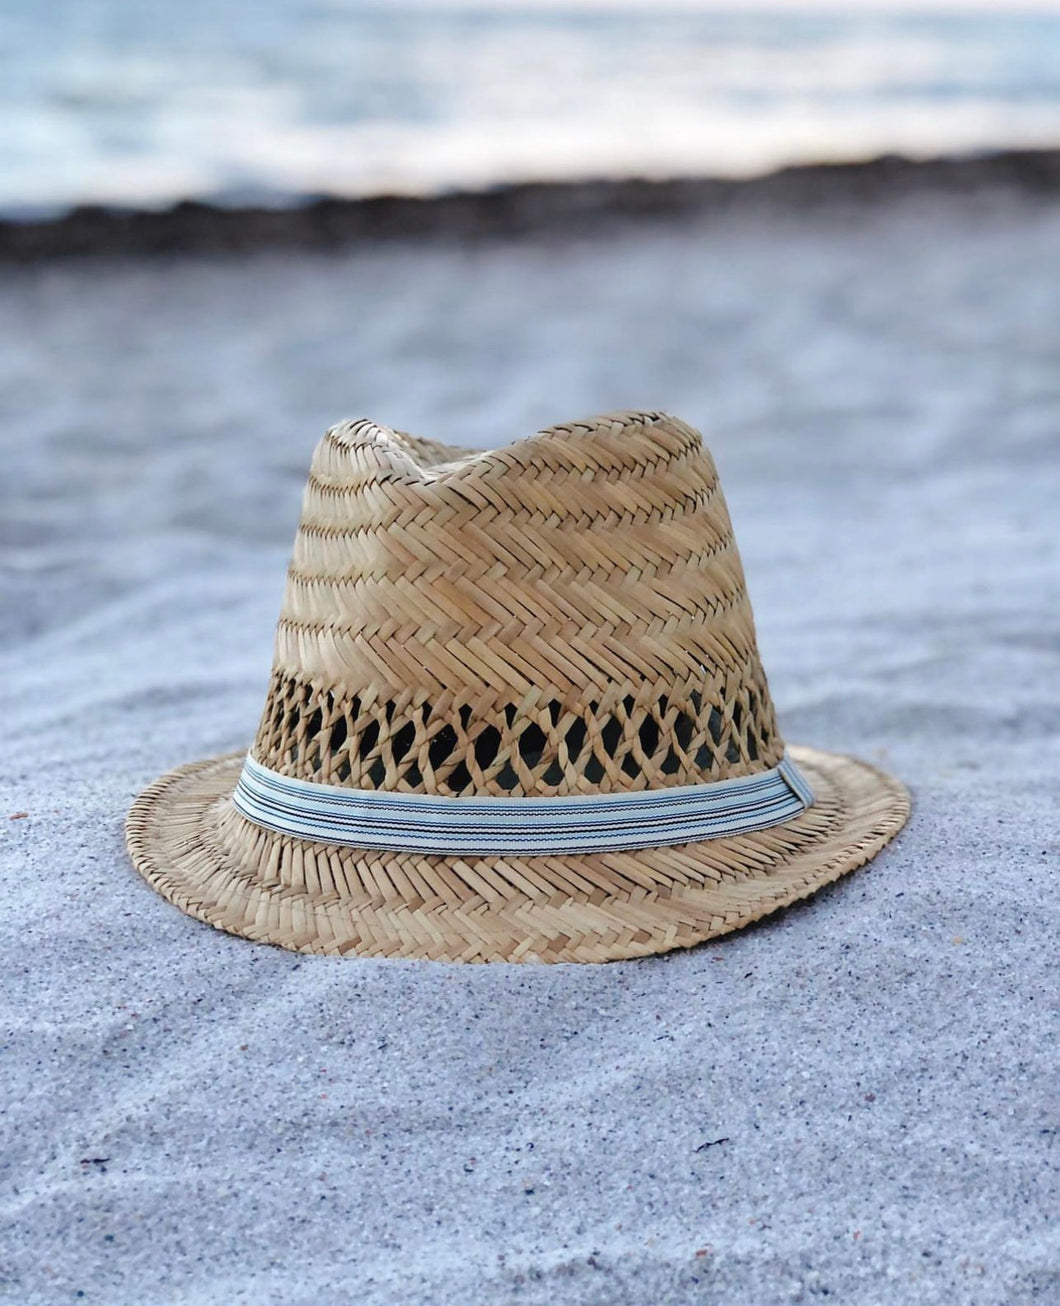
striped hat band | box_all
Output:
[232,751,815,858]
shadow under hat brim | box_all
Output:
[125,745,909,963]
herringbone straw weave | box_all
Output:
[126,411,909,961]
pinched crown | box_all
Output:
[251,411,782,796]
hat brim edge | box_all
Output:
[125,745,910,963]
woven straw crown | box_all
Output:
[254,411,781,799]
[126,410,909,962]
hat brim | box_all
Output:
[125,745,909,963]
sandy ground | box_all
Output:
[1,190,1058,1305]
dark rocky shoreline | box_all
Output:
[4,147,1060,262]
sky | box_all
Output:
[400,0,1060,10]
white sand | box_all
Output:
[2,191,1058,1305]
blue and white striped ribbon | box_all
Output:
[231,751,814,856]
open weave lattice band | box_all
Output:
[232,752,815,856]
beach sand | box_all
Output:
[1,188,1058,1304]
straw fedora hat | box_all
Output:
[127,410,909,962]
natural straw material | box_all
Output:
[127,411,909,962]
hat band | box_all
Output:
[231,752,814,857]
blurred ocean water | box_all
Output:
[3,1,1060,215]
